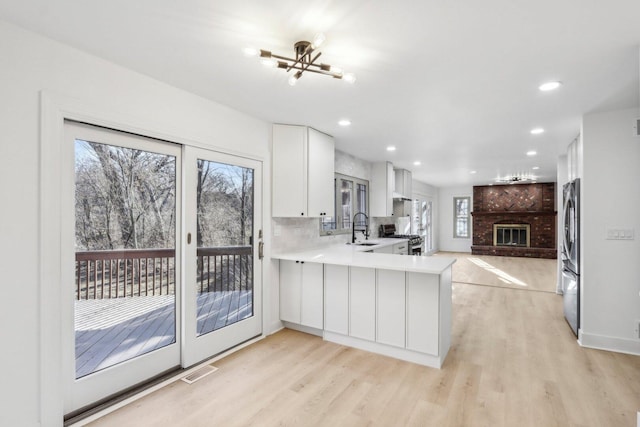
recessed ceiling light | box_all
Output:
[413,161,421,166]
[530,128,545,135]
[539,81,562,91]
[338,119,351,126]
[470,170,477,174]
[526,150,537,156]
[532,166,540,170]
[386,146,396,152]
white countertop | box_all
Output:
[272,240,456,274]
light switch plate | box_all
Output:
[606,228,634,240]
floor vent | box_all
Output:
[181,365,218,384]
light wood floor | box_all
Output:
[88,254,640,427]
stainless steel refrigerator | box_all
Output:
[561,179,580,336]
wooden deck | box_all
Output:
[75,290,253,378]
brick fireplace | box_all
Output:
[471,183,557,259]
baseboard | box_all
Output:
[281,321,323,337]
[579,330,640,356]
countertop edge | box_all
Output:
[271,245,456,275]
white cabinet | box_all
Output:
[392,241,408,255]
[373,245,393,254]
[376,269,406,347]
[406,272,439,355]
[272,124,334,217]
[324,264,349,335]
[279,260,301,323]
[370,161,395,217]
[279,260,323,329]
[349,267,376,341]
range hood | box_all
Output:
[393,168,412,201]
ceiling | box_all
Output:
[1,0,639,187]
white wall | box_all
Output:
[438,186,473,253]
[580,107,640,355]
[0,20,271,427]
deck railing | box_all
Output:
[75,246,253,300]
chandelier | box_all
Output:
[246,33,356,86]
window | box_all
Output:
[321,173,369,235]
[453,196,470,238]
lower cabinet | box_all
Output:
[324,264,349,335]
[406,272,439,355]
[392,241,408,255]
[376,269,406,347]
[349,267,376,341]
[279,260,323,329]
[280,259,444,364]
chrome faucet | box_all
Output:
[352,212,370,243]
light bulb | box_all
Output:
[312,33,326,48]
[288,75,298,86]
[261,58,276,68]
[242,47,259,57]
[343,73,356,84]
[331,66,343,75]
[530,127,545,135]
[338,119,351,126]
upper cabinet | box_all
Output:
[272,124,334,217]
[394,168,412,199]
[370,161,395,217]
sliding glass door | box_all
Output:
[182,147,262,367]
[63,121,182,415]
[62,124,263,416]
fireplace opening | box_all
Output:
[494,224,530,247]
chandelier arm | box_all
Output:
[284,64,343,78]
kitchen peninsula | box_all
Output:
[272,242,456,369]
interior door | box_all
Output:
[182,146,262,367]
[62,121,182,415]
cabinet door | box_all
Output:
[307,128,335,217]
[272,125,306,217]
[374,245,393,254]
[300,262,324,329]
[376,269,405,347]
[370,162,395,217]
[279,260,301,323]
[393,242,408,255]
[349,267,376,341]
[406,272,439,355]
[324,264,349,335]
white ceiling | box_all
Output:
[1,0,639,187]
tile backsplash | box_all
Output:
[270,149,399,253]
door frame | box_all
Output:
[40,92,268,424]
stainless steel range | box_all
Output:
[379,224,423,255]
